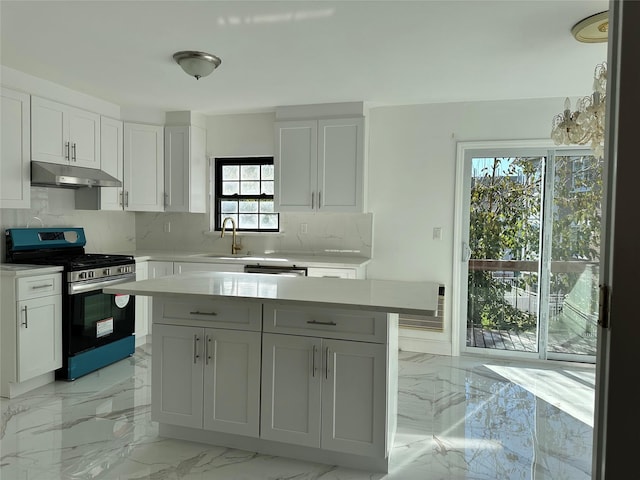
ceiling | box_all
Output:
[0,0,609,116]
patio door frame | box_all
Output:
[452,139,598,363]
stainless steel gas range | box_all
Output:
[5,227,136,380]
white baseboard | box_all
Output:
[398,336,452,356]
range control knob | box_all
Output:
[103,268,111,276]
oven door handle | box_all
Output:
[68,273,137,295]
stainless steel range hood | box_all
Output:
[31,161,122,188]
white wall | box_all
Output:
[1,66,120,117]
[366,97,568,353]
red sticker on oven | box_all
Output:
[96,317,114,338]
[114,294,130,308]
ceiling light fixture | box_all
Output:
[550,11,608,158]
[550,62,607,158]
[173,51,222,80]
[571,11,609,43]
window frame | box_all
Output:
[212,156,279,233]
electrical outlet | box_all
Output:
[163,222,171,233]
[433,227,442,240]
[300,223,308,234]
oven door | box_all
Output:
[66,275,136,356]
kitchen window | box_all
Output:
[212,157,279,232]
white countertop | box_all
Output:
[111,250,371,268]
[0,264,64,277]
[104,271,438,316]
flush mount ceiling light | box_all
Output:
[173,51,222,80]
[571,11,609,43]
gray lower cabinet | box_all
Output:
[261,333,386,457]
[151,296,396,471]
[152,323,261,437]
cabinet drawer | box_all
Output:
[16,274,61,300]
[306,267,356,279]
[263,303,387,343]
[155,298,261,331]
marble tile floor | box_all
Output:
[0,345,595,480]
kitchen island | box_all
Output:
[105,271,439,472]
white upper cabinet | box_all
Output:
[275,120,317,212]
[275,115,364,213]
[0,87,30,209]
[318,118,364,212]
[98,116,124,210]
[31,96,100,169]
[164,125,207,213]
[123,122,164,211]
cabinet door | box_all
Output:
[152,324,204,428]
[149,261,174,278]
[189,125,207,213]
[164,125,207,213]
[31,96,69,164]
[317,117,364,212]
[274,120,317,212]
[99,117,124,210]
[321,339,386,457]
[146,261,174,336]
[68,107,100,168]
[0,87,30,208]
[124,123,164,212]
[134,261,149,339]
[261,333,321,447]
[203,329,261,437]
[16,295,62,382]
[306,267,357,279]
[164,126,189,213]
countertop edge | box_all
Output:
[115,251,371,268]
[104,272,438,317]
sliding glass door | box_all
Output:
[459,145,602,362]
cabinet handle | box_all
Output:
[119,191,124,207]
[306,320,337,326]
[72,143,77,161]
[124,191,129,207]
[311,192,315,209]
[193,335,200,364]
[189,311,217,317]
[318,191,321,209]
[325,346,330,379]
[164,192,169,207]
[312,345,317,377]
[205,335,212,365]
[22,306,28,328]
[31,283,53,290]
[65,141,70,161]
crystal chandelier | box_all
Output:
[550,62,607,158]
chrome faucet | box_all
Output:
[221,217,242,255]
